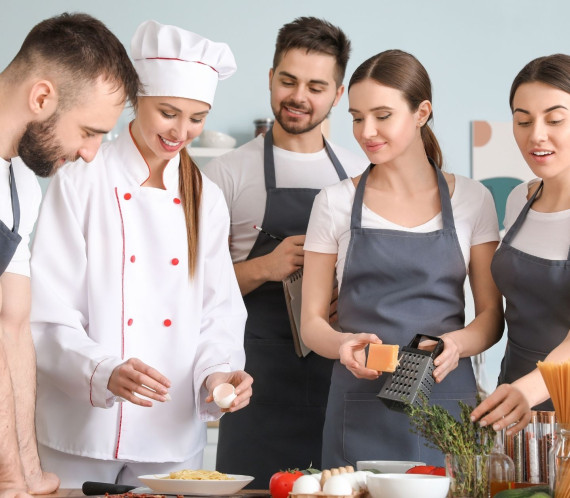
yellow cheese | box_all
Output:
[366,343,399,372]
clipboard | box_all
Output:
[282,267,311,357]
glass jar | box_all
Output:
[254,118,273,137]
[445,454,488,498]
[550,422,570,497]
[488,430,515,496]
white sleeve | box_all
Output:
[503,180,536,233]
[31,172,122,408]
[5,168,42,277]
[193,184,247,419]
[201,156,234,212]
[304,188,339,254]
[471,183,500,246]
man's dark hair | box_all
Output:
[273,16,351,87]
[6,12,140,109]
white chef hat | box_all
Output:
[131,20,236,106]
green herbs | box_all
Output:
[405,396,495,498]
[405,395,495,456]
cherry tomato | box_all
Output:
[429,466,446,476]
[406,465,436,474]
[269,469,304,498]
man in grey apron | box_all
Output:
[323,163,478,468]
[0,13,139,496]
[203,17,368,488]
[492,183,570,411]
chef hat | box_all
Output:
[131,20,236,106]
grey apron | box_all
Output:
[0,163,22,275]
[322,162,477,468]
[492,182,570,411]
[216,130,347,487]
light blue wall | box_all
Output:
[4,0,567,393]
[4,0,570,176]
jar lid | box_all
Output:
[254,118,274,125]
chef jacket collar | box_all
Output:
[113,125,180,191]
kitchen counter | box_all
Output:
[49,489,270,498]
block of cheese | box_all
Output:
[366,343,399,372]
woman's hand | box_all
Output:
[205,370,253,413]
[470,383,531,435]
[431,333,461,383]
[108,358,171,407]
[339,333,383,380]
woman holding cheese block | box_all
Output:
[301,49,504,466]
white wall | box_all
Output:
[4,0,566,392]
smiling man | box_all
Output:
[0,12,139,498]
[202,17,368,487]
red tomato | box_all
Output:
[406,465,436,474]
[269,470,303,498]
[429,466,446,476]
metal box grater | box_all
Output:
[377,334,445,410]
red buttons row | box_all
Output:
[129,255,179,265]
[123,193,181,205]
[127,319,172,327]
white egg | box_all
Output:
[322,474,353,496]
[291,475,321,494]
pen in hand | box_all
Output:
[253,225,284,241]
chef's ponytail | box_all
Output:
[179,147,202,278]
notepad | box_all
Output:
[282,267,311,357]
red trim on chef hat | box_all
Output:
[131,20,236,106]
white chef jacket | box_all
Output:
[31,127,246,463]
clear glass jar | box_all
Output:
[550,422,570,497]
[254,118,273,137]
[488,430,515,496]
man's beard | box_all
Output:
[18,113,69,177]
[272,99,329,136]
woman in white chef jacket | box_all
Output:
[301,50,504,466]
[30,21,252,487]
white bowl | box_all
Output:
[356,460,425,473]
[367,473,450,498]
[198,130,236,148]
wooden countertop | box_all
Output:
[49,489,270,498]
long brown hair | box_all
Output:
[179,147,202,278]
[510,54,570,109]
[348,49,443,168]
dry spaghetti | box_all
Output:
[164,469,234,480]
[537,360,570,498]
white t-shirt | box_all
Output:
[504,180,570,260]
[202,134,369,262]
[0,157,42,276]
[305,174,500,289]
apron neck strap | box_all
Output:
[501,181,543,246]
[263,128,348,190]
[350,159,455,230]
[9,163,20,233]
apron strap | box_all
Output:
[9,163,20,233]
[350,159,455,230]
[263,128,348,190]
[501,181,543,246]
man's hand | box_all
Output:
[262,235,305,281]
[108,358,171,407]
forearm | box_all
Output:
[301,316,344,359]
[445,305,504,358]
[513,331,570,408]
[234,257,270,296]
[0,338,26,491]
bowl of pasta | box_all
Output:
[138,469,254,495]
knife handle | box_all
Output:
[82,481,136,495]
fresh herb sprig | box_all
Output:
[404,395,494,456]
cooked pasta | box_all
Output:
[537,360,570,498]
[164,469,234,480]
